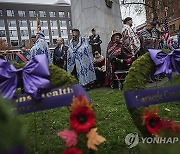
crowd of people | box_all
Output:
[1,16,179,91]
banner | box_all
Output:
[124,86,180,108]
[13,85,91,114]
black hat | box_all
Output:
[72,28,80,33]
[91,28,96,32]
[123,17,132,24]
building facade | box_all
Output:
[0,1,72,48]
[145,0,180,36]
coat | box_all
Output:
[67,36,96,86]
[53,45,68,69]
[89,34,102,55]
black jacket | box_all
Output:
[89,34,102,55]
[53,45,68,69]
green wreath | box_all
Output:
[0,64,77,152]
[123,49,171,136]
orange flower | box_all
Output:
[87,128,106,151]
[142,105,158,124]
[69,94,92,112]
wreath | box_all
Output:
[0,63,78,152]
[123,49,180,136]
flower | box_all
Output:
[57,130,77,147]
[69,94,93,112]
[63,147,83,154]
[145,114,162,134]
[70,106,95,133]
[142,106,163,134]
[87,128,106,151]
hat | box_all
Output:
[92,28,96,32]
[111,30,122,41]
[36,31,45,37]
[123,17,132,24]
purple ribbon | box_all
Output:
[148,49,180,80]
[13,84,91,114]
[124,86,180,108]
[0,54,50,99]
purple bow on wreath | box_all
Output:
[148,49,180,80]
[0,54,50,99]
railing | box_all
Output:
[0,48,55,62]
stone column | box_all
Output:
[71,0,123,56]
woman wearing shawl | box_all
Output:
[105,31,133,86]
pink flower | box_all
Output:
[57,130,78,147]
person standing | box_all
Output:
[53,37,68,69]
[89,28,102,57]
[67,29,96,90]
[122,17,141,56]
[139,22,159,54]
[29,31,51,64]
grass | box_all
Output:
[19,76,180,154]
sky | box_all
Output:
[0,0,146,26]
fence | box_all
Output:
[0,48,55,62]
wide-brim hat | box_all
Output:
[36,31,45,37]
[111,31,122,40]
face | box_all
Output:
[114,35,120,41]
[92,31,96,35]
[56,38,64,45]
[31,37,36,43]
[128,20,133,27]
[72,31,80,40]
[146,24,153,30]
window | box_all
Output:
[69,21,71,27]
[31,30,36,35]
[59,11,65,18]
[0,20,5,27]
[7,10,14,17]
[50,20,57,27]
[20,30,29,36]
[39,11,46,17]
[0,10,3,16]
[60,29,67,37]
[40,20,48,27]
[18,10,26,17]
[29,10,36,17]
[51,29,59,36]
[30,20,36,27]
[8,20,16,27]
[11,40,18,46]
[49,11,56,17]
[19,20,27,27]
[42,29,49,36]
[9,30,18,37]
[60,21,67,27]
[0,30,6,37]
[67,12,70,18]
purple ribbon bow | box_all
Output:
[0,54,50,99]
[148,49,180,80]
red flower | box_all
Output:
[145,114,162,134]
[63,147,82,154]
[70,106,95,133]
